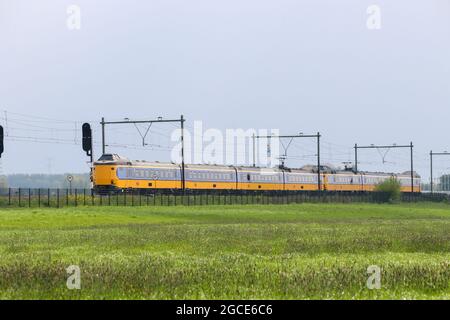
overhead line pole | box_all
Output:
[180,115,185,190]
[354,142,415,193]
[429,151,450,193]
[252,133,256,168]
[253,133,322,192]
[101,117,105,155]
[410,142,414,194]
[100,115,186,190]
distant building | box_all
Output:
[439,174,450,191]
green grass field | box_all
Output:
[0,203,448,299]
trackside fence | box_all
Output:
[0,188,448,208]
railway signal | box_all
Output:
[67,175,73,193]
[82,123,93,162]
[0,125,4,158]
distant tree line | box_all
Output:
[0,173,91,189]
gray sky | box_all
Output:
[0,0,449,180]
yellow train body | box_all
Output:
[92,154,421,193]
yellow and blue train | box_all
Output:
[92,154,421,194]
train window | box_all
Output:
[247,174,251,181]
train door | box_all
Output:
[152,173,158,189]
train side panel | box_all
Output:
[236,168,284,191]
[326,173,363,191]
[185,166,237,190]
[112,165,181,190]
[284,171,319,191]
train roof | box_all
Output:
[95,154,180,168]
[185,163,235,171]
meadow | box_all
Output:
[0,203,448,299]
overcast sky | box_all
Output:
[0,0,449,180]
